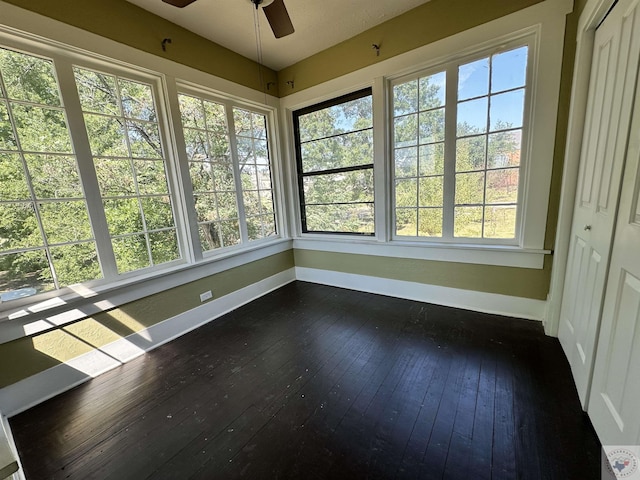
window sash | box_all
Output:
[390,40,531,245]
[294,88,375,235]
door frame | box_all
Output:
[546,0,619,337]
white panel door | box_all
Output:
[558,0,640,407]
[588,36,640,445]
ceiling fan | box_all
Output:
[161,0,295,39]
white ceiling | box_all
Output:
[126,0,431,71]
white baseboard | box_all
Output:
[295,267,546,321]
[0,269,296,418]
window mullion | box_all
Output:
[226,104,248,244]
[53,58,118,278]
[442,63,458,239]
[373,77,388,242]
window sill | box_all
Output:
[0,238,292,345]
[293,236,549,269]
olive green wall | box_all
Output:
[277,0,545,95]
[295,249,552,301]
[1,0,278,95]
[0,250,294,388]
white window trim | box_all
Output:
[0,5,287,323]
[280,0,571,269]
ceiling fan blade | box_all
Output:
[262,0,295,38]
[162,0,197,7]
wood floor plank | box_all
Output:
[9,282,602,479]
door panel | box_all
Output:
[589,81,640,443]
[559,0,640,407]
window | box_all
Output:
[178,92,277,254]
[0,48,101,297]
[0,38,280,305]
[392,44,529,243]
[74,67,179,273]
[293,88,374,235]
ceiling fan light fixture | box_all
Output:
[161,0,197,8]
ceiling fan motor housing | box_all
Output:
[252,0,275,8]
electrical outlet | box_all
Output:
[200,290,213,302]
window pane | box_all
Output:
[486,168,519,204]
[0,102,18,150]
[0,153,29,200]
[419,108,445,143]
[394,114,418,148]
[119,79,156,121]
[141,196,174,231]
[491,47,528,93]
[301,129,373,172]
[95,159,135,196]
[149,229,179,265]
[454,206,483,237]
[457,98,488,136]
[418,208,442,237]
[419,71,446,110]
[39,201,93,244]
[396,178,417,208]
[484,206,516,238]
[303,170,374,205]
[247,214,276,241]
[0,203,41,250]
[50,243,101,286]
[456,136,486,172]
[395,147,418,178]
[305,203,374,234]
[178,95,205,129]
[419,176,443,207]
[83,114,128,157]
[0,48,61,106]
[419,143,445,176]
[199,222,221,250]
[103,198,143,236]
[127,121,162,158]
[12,104,72,153]
[396,208,417,236]
[74,68,120,115]
[455,172,485,205]
[490,89,525,131]
[194,194,218,222]
[298,95,372,143]
[112,234,150,273]
[26,154,83,199]
[0,250,53,294]
[458,57,489,101]
[135,160,169,194]
[393,79,418,116]
[488,130,521,168]
[220,220,241,247]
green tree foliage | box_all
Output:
[297,94,374,233]
[393,68,522,239]
[0,48,179,297]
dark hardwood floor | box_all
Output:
[10,281,601,479]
